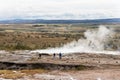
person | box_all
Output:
[53,53,56,59]
[59,52,62,59]
[38,54,41,59]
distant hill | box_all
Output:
[0,18,120,24]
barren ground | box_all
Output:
[0,50,120,80]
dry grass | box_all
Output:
[0,70,25,79]
[0,32,74,50]
[0,69,47,79]
[21,69,47,75]
[0,24,119,50]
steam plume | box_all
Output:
[31,25,119,55]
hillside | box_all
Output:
[0,18,120,24]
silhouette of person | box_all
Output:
[53,53,56,59]
[38,54,41,59]
[59,52,62,59]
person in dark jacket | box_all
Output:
[38,54,41,59]
[53,53,56,59]
[59,52,62,59]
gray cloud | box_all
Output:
[0,0,119,20]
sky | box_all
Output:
[0,0,120,20]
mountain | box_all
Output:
[0,18,120,24]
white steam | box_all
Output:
[31,25,120,55]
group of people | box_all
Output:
[38,53,62,59]
[53,53,62,59]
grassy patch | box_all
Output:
[0,69,47,79]
[0,70,25,79]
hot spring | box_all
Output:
[31,25,120,55]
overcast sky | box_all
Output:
[0,0,119,20]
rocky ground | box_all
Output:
[0,50,120,80]
[20,69,120,80]
[0,50,120,67]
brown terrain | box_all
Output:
[0,24,119,80]
[0,50,120,80]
